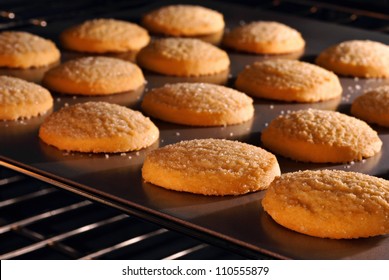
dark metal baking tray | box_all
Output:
[1,0,389,259]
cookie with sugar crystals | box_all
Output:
[261,109,382,163]
[351,85,389,127]
[315,40,389,78]
[39,101,159,153]
[42,56,145,95]
[141,83,254,126]
[223,21,305,54]
[142,5,224,37]
[235,59,342,103]
[0,31,60,69]
[137,38,229,77]
[142,138,280,196]
[262,169,389,239]
[60,18,150,53]
[0,75,53,120]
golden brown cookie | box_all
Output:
[261,109,382,163]
[235,59,342,102]
[351,86,389,127]
[60,18,150,53]
[39,101,159,153]
[142,138,280,196]
[141,83,253,126]
[42,56,145,95]
[315,40,389,78]
[262,169,389,239]
[223,21,305,54]
[0,31,60,69]
[142,5,224,37]
[137,38,230,76]
[0,75,53,120]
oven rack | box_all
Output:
[0,166,248,260]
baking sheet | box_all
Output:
[1,0,389,259]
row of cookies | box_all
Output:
[1,74,384,163]
[1,4,388,78]
[142,138,389,239]
[1,21,388,115]
[2,42,388,108]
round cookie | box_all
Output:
[137,38,230,76]
[235,59,342,102]
[142,138,280,196]
[262,169,389,239]
[351,86,389,127]
[142,5,224,37]
[261,109,382,163]
[315,40,389,78]
[39,101,159,153]
[223,21,305,54]
[60,18,150,53]
[42,56,145,95]
[0,75,53,120]
[141,83,254,126]
[0,31,60,69]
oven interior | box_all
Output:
[1,0,388,260]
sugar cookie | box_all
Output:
[39,101,159,153]
[60,18,150,53]
[262,169,389,239]
[223,21,305,54]
[142,138,280,196]
[0,31,60,69]
[0,75,53,120]
[316,40,389,78]
[142,5,224,37]
[42,56,145,95]
[141,83,253,126]
[137,38,229,76]
[261,109,382,163]
[235,59,342,102]
[351,86,389,127]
